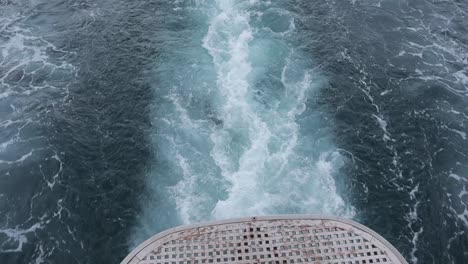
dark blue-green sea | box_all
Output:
[1,0,467,263]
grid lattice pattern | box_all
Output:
[123,216,407,264]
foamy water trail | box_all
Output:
[133,0,353,245]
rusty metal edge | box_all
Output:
[121,215,408,264]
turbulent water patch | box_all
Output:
[0,1,155,263]
[299,0,468,263]
[132,0,354,246]
[0,5,76,262]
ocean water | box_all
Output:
[1,0,467,263]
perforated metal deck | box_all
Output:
[122,215,407,264]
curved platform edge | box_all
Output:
[122,214,408,264]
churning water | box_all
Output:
[1,0,468,263]
[132,0,354,237]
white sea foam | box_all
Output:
[133,1,354,246]
[373,114,391,142]
[0,18,76,100]
[0,15,75,262]
[0,223,42,253]
[406,184,422,264]
[169,0,354,222]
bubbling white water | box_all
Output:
[133,0,353,245]
[170,0,354,222]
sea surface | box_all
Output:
[1,0,467,263]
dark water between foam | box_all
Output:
[1,0,467,263]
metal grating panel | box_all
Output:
[122,215,407,264]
